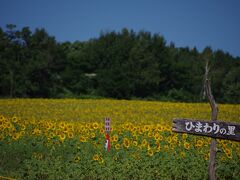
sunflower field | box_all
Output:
[0,99,239,179]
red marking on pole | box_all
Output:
[105,133,110,151]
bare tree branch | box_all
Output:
[204,60,218,180]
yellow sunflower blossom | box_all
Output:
[184,142,190,150]
[182,133,188,140]
[141,139,148,147]
[111,134,118,142]
[67,132,74,139]
[80,136,87,142]
[147,148,154,156]
[132,140,138,147]
[93,154,99,161]
[180,151,186,158]
[123,138,130,149]
[224,148,232,159]
[59,133,66,142]
[115,143,121,150]
[195,139,204,148]
[74,155,80,162]
[92,122,99,130]
[204,152,210,161]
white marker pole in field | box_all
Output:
[105,117,111,151]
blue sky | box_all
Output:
[1,0,240,57]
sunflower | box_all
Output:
[80,136,87,142]
[184,142,190,150]
[67,124,74,131]
[147,149,154,157]
[5,122,11,129]
[48,132,55,139]
[20,131,25,136]
[164,125,171,132]
[90,132,96,139]
[182,133,188,140]
[100,129,105,134]
[37,153,43,160]
[123,138,130,149]
[148,131,153,138]
[93,154,99,161]
[86,123,91,129]
[0,120,3,127]
[167,137,172,144]
[143,125,150,132]
[141,139,148,147]
[195,139,204,148]
[156,124,164,132]
[67,132,74,139]
[111,134,118,142]
[48,122,54,128]
[92,122,99,130]
[172,135,178,142]
[224,148,232,159]
[132,133,138,141]
[180,151,186,158]
[45,123,51,131]
[118,129,123,135]
[59,133,66,142]
[155,141,161,152]
[59,122,66,129]
[132,140,138,147]
[12,133,20,141]
[154,133,160,141]
[21,124,26,131]
[32,128,41,135]
[12,116,18,123]
[124,123,131,131]
[204,153,210,161]
[0,115,5,121]
[138,127,144,134]
[63,126,69,133]
[164,145,169,151]
[131,126,137,133]
[115,143,121,150]
[74,155,80,162]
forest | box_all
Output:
[0,24,239,103]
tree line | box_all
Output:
[0,24,239,103]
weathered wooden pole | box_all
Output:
[173,61,240,179]
[204,61,218,180]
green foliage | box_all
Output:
[0,24,240,103]
[0,135,239,179]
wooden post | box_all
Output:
[204,61,217,180]
[172,60,240,179]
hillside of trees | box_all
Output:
[0,24,240,103]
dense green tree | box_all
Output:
[0,25,239,103]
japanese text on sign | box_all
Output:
[172,118,240,142]
[185,121,235,135]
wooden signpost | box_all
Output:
[173,118,240,142]
[173,118,240,180]
[172,61,240,180]
[105,117,111,151]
